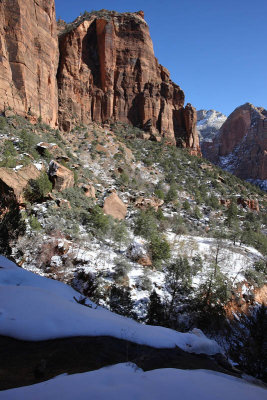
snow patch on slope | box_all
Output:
[1,363,266,400]
[0,256,221,354]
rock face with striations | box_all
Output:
[0,0,58,126]
[57,10,200,153]
[203,103,267,185]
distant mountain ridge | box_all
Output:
[197,109,227,143]
[200,104,267,190]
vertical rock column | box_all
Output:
[0,0,59,126]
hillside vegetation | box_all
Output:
[0,114,266,380]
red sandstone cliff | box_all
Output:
[0,5,200,152]
[0,0,58,126]
[203,103,267,181]
[57,10,200,152]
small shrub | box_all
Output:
[134,209,158,239]
[29,215,42,230]
[149,233,170,268]
[113,258,132,284]
[244,268,266,287]
[154,189,165,200]
[207,194,220,210]
[109,285,134,318]
[89,205,111,235]
[165,182,178,203]
[0,116,7,129]
[118,171,129,186]
[138,272,152,291]
[182,200,190,211]
[19,129,39,158]
[24,171,52,203]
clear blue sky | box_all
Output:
[55,0,267,116]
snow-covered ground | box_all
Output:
[0,255,221,354]
[16,229,264,320]
[167,233,264,285]
[1,362,266,400]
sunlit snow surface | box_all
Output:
[0,256,220,354]
[1,363,266,400]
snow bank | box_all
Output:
[1,363,266,400]
[0,256,220,354]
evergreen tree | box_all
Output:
[225,198,238,227]
[109,285,134,318]
[146,290,165,326]
[164,257,192,327]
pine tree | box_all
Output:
[109,285,134,318]
[146,290,165,326]
[225,198,238,227]
[164,257,192,327]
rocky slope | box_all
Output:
[0,0,59,126]
[203,103,267,188]
[57,10,200,153]
[0,113,266,382]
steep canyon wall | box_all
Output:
[0,0,58,126]
[0,4,200,151]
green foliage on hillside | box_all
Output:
[24,172,52,203]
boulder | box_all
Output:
[55,198,71,209]
[36,142,68,162]
[48,161,74,192]
[134,196,164,211]
[103,192,127,220]
[220,199,231,207]
[237,197,260,212]
[0,164,42,205]
[220,197,260,212]
[79,183,96,198]
[137,255,152,267]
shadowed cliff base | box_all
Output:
[0,335,240,391]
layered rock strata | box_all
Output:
[203,103,267,181]
[57,10,200,153]
[0,0,58,126]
